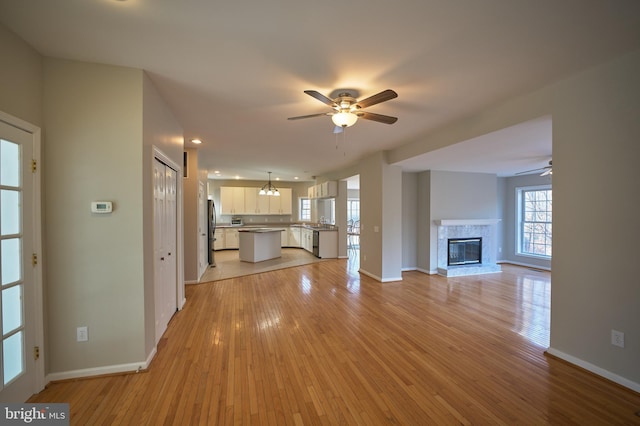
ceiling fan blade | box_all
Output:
[287,112,331,120]
[354,89,398,109]
[540,168,552,176]
[304,90,336,107]
[516,166,546,175]
[356,111,398,124]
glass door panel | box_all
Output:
[0,138,25,389]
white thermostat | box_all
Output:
[91,201,113,214]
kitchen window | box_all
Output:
[299,197,310,221]
[517,185,552,258]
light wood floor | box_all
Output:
[29,260,640,425]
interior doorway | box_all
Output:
[345,175,360,271]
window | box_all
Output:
[347,199,360,222]
[299,197,310,221]
[517,186,552,258]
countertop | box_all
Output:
[217,223,338,231]
[237,227,285,233]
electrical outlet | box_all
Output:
[611,329,624,348]
[77,326,88,342]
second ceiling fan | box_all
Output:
[288,89,398,133]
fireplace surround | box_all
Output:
[435,219,501,277]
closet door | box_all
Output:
[153,158,177,343]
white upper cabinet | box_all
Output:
[221,186,292,215]
[220,187,245,214]
[307,181,337,199]
[244,187,270,214]
[269,188,292,214]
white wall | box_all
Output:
[0,24,42,127]
[402,173,418,270]
[548,49,640,389]
[418,171,499,272]
[142,73,184,355]
[183,148,200,282]
[43,58,147,373]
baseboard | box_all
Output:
[184,279,199,285]
[401,267,417,272]
[546,347,640,393]
[359,269,402,283]
[498,260,551,271]
[415,267,438,275]
[46,347,157,383]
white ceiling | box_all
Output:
[1,0,639,182]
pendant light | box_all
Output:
[259,171,280,196]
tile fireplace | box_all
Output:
[435,219,501,277]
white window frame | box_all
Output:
[299,197,310,222]
[516,185,552,259]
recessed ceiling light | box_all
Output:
[294,176,299,180]
[235,175,240,180]
[191,138,202,144]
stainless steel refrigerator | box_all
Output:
[208,199,217,266]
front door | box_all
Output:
[0,119,39,402]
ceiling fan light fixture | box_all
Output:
[332,112,358,128]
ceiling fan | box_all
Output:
[288,89,398,133]
[516,160,552,176]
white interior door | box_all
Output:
[153,158,178,344]
[0,120,38,402]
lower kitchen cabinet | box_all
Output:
[224,228,239,249]
[214,229,225,250]
[318,231,338,258]
[286,227,301,247]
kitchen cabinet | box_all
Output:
[214,229,225,250]
[269,188,292,214]
[318,231,338,258]
[307,181,337,199]
[301,228,313,252]
[281,227,289,246]
[220,187,245,215]
[222,186,291,215]
[244,187,270,214]
[224,228,239,249]
[287,227,301,247]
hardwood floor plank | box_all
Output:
[28,262,640,425]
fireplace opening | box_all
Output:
[448,238,482,266]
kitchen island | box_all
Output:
[238,228,285,263]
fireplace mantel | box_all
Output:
[434,219,501,226]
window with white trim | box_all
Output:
[299,197,310,221]
[347,199,360,222]
[517,185,552,258]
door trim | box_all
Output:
[0,110,45,397]
[152,146,184,310]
